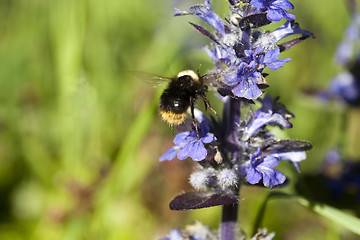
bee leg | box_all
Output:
[190,97,199,138]
[170,124,174,135]
[202,94,216,115]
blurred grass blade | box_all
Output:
[295,195,360,236]
[252,192,360,236]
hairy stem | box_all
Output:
[223,97,242,161]
[221,97,242,240]
[221,202,239,240]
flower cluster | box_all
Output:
[161,95,311,190]
[160,0,312,194]
[175,0,313,100]
[159,0,313,239]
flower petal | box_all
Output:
[189,141,208,161]
[188,0,226,35]
[246,166,263,184]
[262,167,286,188]
[201,133,216,143]
[232,78,262,99]
[267,8,286,22]
[159,147,179,162]
[174,132,190,145]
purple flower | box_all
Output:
[270,21,314,42]
[268,151,306,173]
[244,47,265,64]
[204,44,234,70]
[250,0,295,22]
[335,14,360,64]
[159,121,216,162]
[226,61,262,99]
[175,0,226,35]
[328,72,360,106]
[263,48,291,70]
[239,147,286,188]
[243,95,293,139]
[244,47,291,70]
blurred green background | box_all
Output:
[1,0,360,239]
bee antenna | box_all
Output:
[197,64,202,76]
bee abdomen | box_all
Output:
[159,89,190,125]
[159,110,187,125]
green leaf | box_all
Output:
[295,195,360,236]
[253,192,360,236]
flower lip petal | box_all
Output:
[201,133,216,143]
[266,58,291,70]
[185,141,207,161]
[177,142,192,160]
[262,168,286,188]
[241,148,286,188]
[161,121,216,162]
[159,147,178,162]
[246,167,263,184]
[232,78,263,99]
[264,48,280,62]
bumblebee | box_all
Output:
[159,70,215,128]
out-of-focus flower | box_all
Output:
[251,228,276,240]
[335,13,360,64]
[162,228,183,240]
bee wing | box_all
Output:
[131,71,172,88]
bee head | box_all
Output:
[176,70,200,82]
